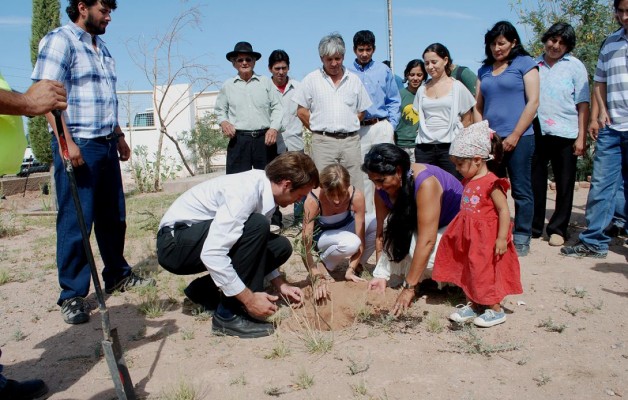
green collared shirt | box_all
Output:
[215,73,283,131]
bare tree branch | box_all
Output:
[125,5,217,190]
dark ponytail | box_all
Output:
[486,133,504,173]
[362,144,417,262]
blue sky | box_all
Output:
[0,0,533,94]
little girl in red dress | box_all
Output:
[433,120,522,327]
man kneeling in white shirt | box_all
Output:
[157,152,319,338]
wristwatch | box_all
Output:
[401,279,417,290]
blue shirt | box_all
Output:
[478,55,537,138]
[536,54,589,139]
[31,22,119,139]
[348,59,401,129]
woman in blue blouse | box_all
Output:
[532,22,589,247]
[474,21,540,257]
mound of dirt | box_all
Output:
[279,281,401,331]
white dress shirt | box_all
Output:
[159,170,280,296]
[293,67,372,133]
[276,78,304,152]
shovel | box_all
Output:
[52,110,136,400]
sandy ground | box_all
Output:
[0,180,626,400]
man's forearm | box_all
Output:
[0,89,33,116]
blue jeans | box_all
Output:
[608,176,626,229]
[495,135,535,246]
[52,136,131,305]
[580,127,628,252]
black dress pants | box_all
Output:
[156,213,292,313]
[532,134,578,238]
[226,131,282,226]
[226,132,277,174]
[415,142,462,179]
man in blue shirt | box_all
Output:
[348,30,401,213]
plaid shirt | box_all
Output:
[32,22,118,139]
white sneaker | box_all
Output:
[449,303,477,323]
[473,309,506,327]
[270,224,281,234]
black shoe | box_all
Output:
[60,296,90,324]
[182,278,220,313]
[105,272,156,294]
[0,379,49,400]
[212,313,274,338]
[182,287,218,316]
[604,224,627,238]
[515,244,530,257]
[560,242,607,258]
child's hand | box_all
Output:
[495,238,507,255]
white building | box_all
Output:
[119,84,220,176]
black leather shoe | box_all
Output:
[0,379,49,400]
[183,282,219,314]
[212,313,274,338]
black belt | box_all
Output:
[360,117,387,126]
[313,131,358,139]
[236,129,268,138]
[55,133,117,142]
[158,222,189,236]
[158,226,175,236]
[416,142,451,149]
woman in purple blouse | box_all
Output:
[474,21,540,257]
[361,143,462,316]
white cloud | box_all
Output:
[0,17,31,27]
[395,7,476,20]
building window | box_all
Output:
[133,112,154,127]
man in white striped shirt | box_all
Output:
[561,0,628,258]
[293,32,371,192]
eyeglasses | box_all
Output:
[235,57,253,63]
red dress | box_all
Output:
[433,173,522,305]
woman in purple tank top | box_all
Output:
[361,143,462,316]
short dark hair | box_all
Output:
[615,0,623,10]
[541,22,576,53]
[266,152,319,191]
[403,59,427,84]
[423,43,453,76]
[67,0,117,22]
[353,30,376,49]
[268,49,290,69]
[482,21,530,66]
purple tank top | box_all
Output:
[377,164,462,228]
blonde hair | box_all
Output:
[319,163,350,194]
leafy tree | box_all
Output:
[29,0,60,164]
[181,113,229,174]
[511,0,617,179]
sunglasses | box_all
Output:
[235,57,253,63]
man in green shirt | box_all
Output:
[451,64,477,96]
[215,42,283,174]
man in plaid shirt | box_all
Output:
[32,0,154,325]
